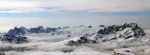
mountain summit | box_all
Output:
[66,23,145,46]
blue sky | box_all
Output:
[0,0,150,31]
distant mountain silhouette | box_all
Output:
[7,26,59,35]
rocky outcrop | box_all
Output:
[66,23,146,46]
[66,36,97,46]
[96,23,145,41]
[7,26,59,35]
[97,23,145,36]
[0,34,28,44]
[113,52,126,55]
[8,26,28,35]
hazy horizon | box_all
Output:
[0,0,150,32]
[0,16,150,32]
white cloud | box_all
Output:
[0,16,150,32]
[0,0,150,13]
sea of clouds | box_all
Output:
[0,29,150,55]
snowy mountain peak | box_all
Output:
[66,23,145,46]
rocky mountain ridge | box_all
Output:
[66,23,146,46]
[7,26,59,35]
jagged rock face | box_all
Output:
[66,37,97,46]
[66,23,146,46]
[97,23,145,40]
[0,34,28,44]
[8,27,28,35]
[97,23,145,36]
[7,26,59,35]
[29,26,47,33]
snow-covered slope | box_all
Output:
[66,23,145,46]
[7,25,101,36]
[55,25,102,37]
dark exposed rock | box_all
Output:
[66,36,98,46]
[125,50,130,52]
[61,49,74,53]
[66,23,146,46]
[29,26,45,33]
[113,52,126,55]
[7,26,59,35]
[7,26,28,35]
[88,25,92,28]
[67,35,71,37]
[96,23,146,42]
[99,25,105,27]
[0,34,28,44]
[97,23,145,37]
